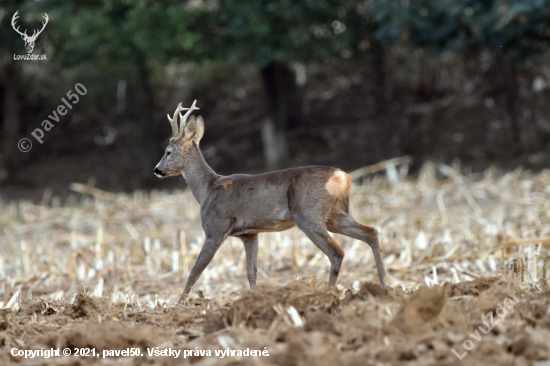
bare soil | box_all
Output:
[0,278,549,365]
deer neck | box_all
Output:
[182,143,218,204]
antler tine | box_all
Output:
[177,100,200,138]
[11,11,27,37]
[166,102,184,137]
[35,13,49,37]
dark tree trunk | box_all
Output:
[503,63,521,146]
[260,62,302,171]
[372,42,391,108]
[138,65,156,126]
[131,55,162,188]
[0,63,21,181]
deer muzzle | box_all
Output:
[154,167,165,178]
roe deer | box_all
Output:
[154,101,387,303]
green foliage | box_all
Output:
[3,0,550,73]
[370,0,550,63]
[190,0,361,66]
[24,0,366,66]
[31,0,196,68]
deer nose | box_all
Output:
[154,167,164,177]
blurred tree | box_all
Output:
[0,0,29,180]
[3,0,550,179]
[370,0,550,61]
[2,0,376,173]
[190,0,371,169]
[28,0,201,185]
[370,0,550,145]
[40,0,192,130]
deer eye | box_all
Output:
[166,151,171,157]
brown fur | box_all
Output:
[327,236,345,257]
[358,224,378,238]
[222,181,233,191]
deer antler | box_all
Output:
[177,100,200,139]
[167,103,186,136]
[31,13,49,39]
[11,11,28,37]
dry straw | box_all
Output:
[0,159,548,308]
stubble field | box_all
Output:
[0,161,549,365]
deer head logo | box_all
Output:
[11,11,49,54]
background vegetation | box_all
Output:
[1,0,550,200]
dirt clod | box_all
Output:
[204,281,341,333]
[391,284,446,333]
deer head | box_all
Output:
[11,11,49,54]
[154,100,203,178]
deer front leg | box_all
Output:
[178,235,224,303]
[239,235,258,288]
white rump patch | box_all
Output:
[325,170,349,196]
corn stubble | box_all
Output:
[0,161,549,365]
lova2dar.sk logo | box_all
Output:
[11,10,48,60]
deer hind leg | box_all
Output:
[178,234,224,303]
[292,214,345,286]
[327,205,387,286]
[239,234,258,288]
[288,170,347,286]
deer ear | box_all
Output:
[183,115,204,145]
[184,116,197,139]
[194,116,204,145]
